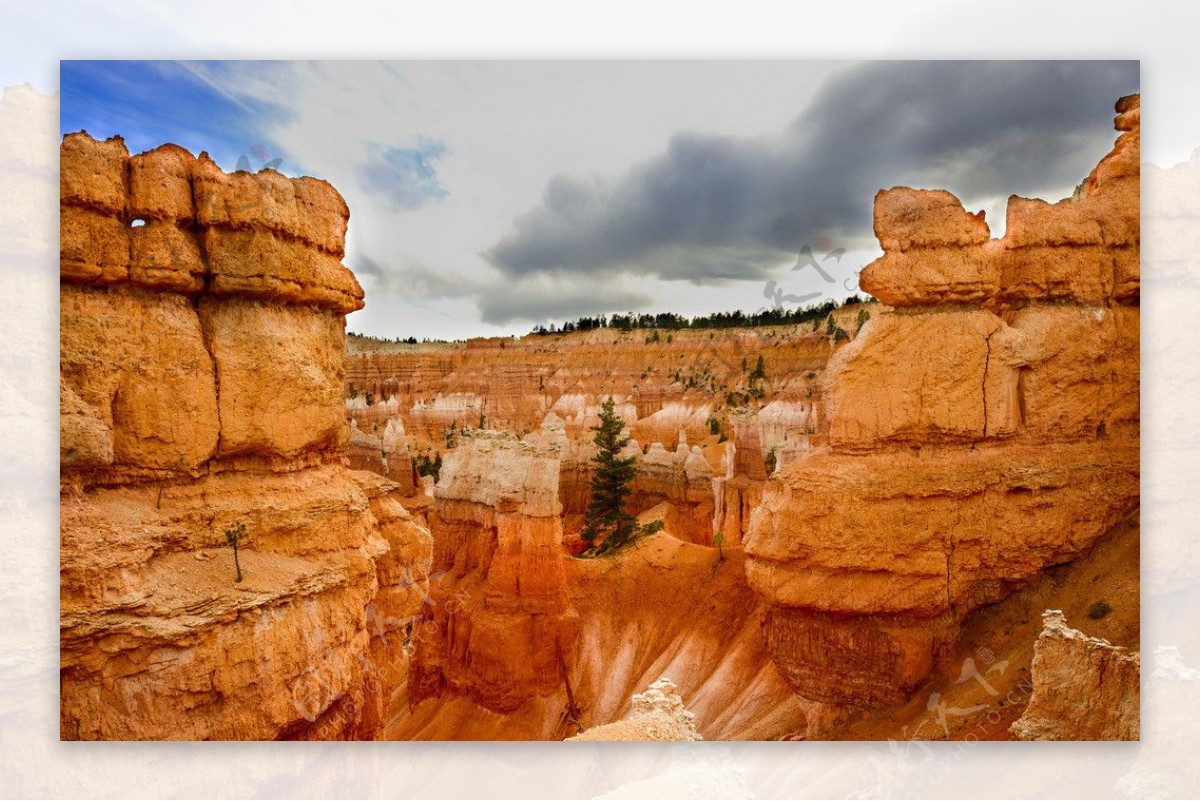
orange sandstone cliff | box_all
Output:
[58,93,1141,744]
[59,133,433,740]
[743,95,1140,708]
[405,429,580,715]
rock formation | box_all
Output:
[344,311,848,554]
[58,94,1142,744]
[405,429,580,714]
[59,133,431,740]
[1010,610,1139,740]
[568,678,701,741]
[711,413,769,548]
[744,95,1140,707]
[347,412,418,495]
[631,436,716,544]
[391,421,828,741]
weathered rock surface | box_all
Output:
[389,412,830,740]
[1010,610,1140,740]
[745,95,1140,709]
[392,524,831,741]
[405,430,579,714]
[60,133,429,740]
[60,135,362,312]
[346,404,418,495]
[862,96,1139,309]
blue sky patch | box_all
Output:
[357,138,449,211]
[60,60,294,174]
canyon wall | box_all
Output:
[346,321,854,550]
[744,95,1140,708]
[345,325,833,454]
[347,412,418,495]
[59,133,431,740]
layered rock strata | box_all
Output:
[345,325,833,455]
[347,414,418,495]
[392,417,828,740]
[744,95,1141,707]
[59,133,430,740]
[631,436,716,544]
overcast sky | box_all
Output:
[60,60,1138,340]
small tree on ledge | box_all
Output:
[581,397,645,555]
[223,521,247,583]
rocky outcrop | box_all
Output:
[392,522,829,741]
[406,430,579,714]
[345,321,841,553]
[711,415,769,547]
[1010,610,1139,740]
[568,678,701,741]
[535,415,717,545]
[628,435,716,544]
[390,414,829,741]
[745,95,1140,708]
[347,412,418,495]
[59,133,430,740]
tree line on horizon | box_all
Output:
[530,294,876,336]
[348,293,878,344]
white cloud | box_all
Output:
[195,60,1133,339]
[199,60,848,338]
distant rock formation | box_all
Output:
[628,435,716,544]
[568,678,701,741]
[1010,610,1139,740]
[344,326,833,458]
[59,133,432,740]
[744,95,1140,707]
[347,412,418,495]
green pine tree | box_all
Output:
[749,354,766,383]
[581,397,640,553]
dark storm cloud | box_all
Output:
[357,138,449,211]
[352,253,650,326]
[486,60,1138,281]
